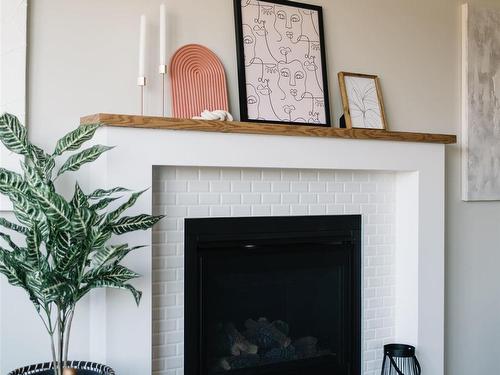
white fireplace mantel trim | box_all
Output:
[88,127,445,375]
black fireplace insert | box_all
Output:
[185,215,361,375]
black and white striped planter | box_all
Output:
[8,361,115,375]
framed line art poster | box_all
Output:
[338,72,388,130]
[234,0,331,126]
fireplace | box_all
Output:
[184,215,361,375]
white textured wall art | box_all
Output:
[462,3,500,201]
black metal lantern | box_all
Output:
[381,344,421,375]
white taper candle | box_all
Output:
[160,4,167,66]
[138,14,147,78]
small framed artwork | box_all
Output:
[234,0,331,126]
[338,72,388,130]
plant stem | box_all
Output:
[56,307,65,375]
[49,332,59,375]
[64,308,75,367]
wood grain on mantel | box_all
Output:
[80,113,457,144]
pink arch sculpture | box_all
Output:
[170,44,229,119]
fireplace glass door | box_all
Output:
[185,216,361,375]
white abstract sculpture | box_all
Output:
[193,110,234,121]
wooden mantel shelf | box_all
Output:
[80,113,457,145]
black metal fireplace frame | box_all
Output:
[185,215,362,375]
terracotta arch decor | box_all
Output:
[170,44,229,119]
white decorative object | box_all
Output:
[338,72,388,130]
[159,4,168,116]
[137,14,147,115]
[138,14,147,78]
[159,4,167,66]
[462,3,500,201]
[193,110,234,121]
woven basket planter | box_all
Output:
[8,361,115,375]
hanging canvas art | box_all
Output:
[462,4,500,201]
[234,0,331,126]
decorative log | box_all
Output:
[224,323,258,356]
[220,354,261,370]
[244,318,291,349]
[262,345,297,364]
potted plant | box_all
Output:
[0,113,163,375]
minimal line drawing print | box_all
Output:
[338,72,388,130]
[235,0,331,126]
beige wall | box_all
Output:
[1,0,498,373]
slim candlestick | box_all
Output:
[138,14,147,115]
[137,76,146,115]
[159,65,167,117]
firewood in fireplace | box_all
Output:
[219,354,261,370]
[224,323,259,356]
[244,318,292,349]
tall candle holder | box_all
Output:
[159,65,167,117]
[137,76,146,115]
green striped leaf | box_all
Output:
[84,264,140,284]
[110,214,163,235]
[11,192,44,226]
[53,123,101,156]
[28,188,72,229]
[0,113,30,155]
[89,187,130,199]
[26,225,43,267]
[0,218,28,235]
[71,207,93,240]
[105,190,147,224]
[91,244,128,270]
[0,249,26,287]
[0,168,29,197]
[79,281,142,305]
[57,145,113,177]
[29,144,55,180]
[0,233,22,252]
[89,196,120,211]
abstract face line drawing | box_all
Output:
[338,72,388,130]
[235,0,331,126]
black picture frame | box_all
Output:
[233,0,331,127]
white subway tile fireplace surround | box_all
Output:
[152,167,397,375]
[88,126,445,375]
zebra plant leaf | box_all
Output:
[105,189,147,224]
[29,188,72,230]
[0,168,29,197]
[0,249,26,287]
[110,214,163,235]
[0,113,30,155]
[29,144,55,180]
[89,196,120,211]
[53,123,101,156]
[78,280,142,305]
[0,217,28,235]
[84,264,140,284]
[91,244,129,270]
[89,187,130,199]
[57,145,113,177]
